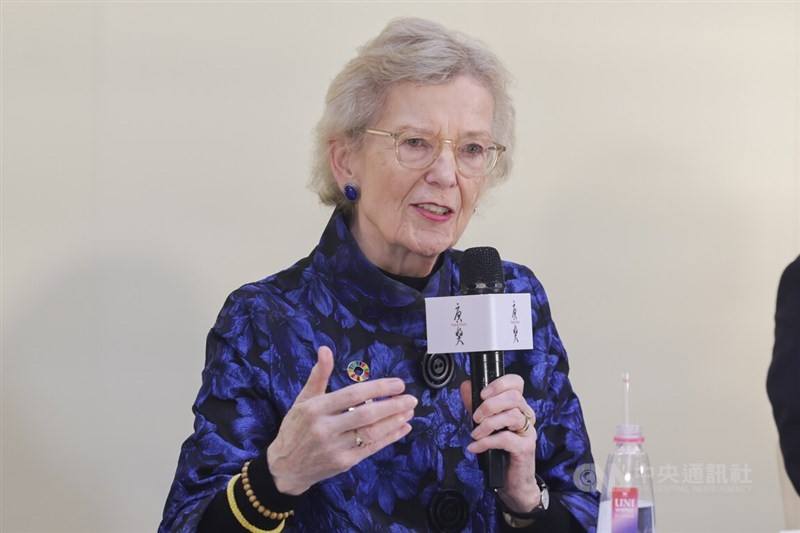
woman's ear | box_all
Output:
[328,138,358,190]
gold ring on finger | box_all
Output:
[515,408,532,436]
[345,399,374,414]
[354,429,365,448]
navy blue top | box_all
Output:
[159,210,599,532]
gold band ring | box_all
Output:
[354,429,365,448]
[515,409,532,436]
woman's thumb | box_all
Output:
[297,346,334,401]
[459,380,473,413]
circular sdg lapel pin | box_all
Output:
[347,360,371,383]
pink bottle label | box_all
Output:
[611,487,639,533]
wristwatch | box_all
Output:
[499,474,549,527]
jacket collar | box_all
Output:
[311,210,457,315]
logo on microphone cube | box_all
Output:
[455,326,464,346]
[511,300,520,343]
[452,302,467,346]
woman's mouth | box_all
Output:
[412,203,453,221]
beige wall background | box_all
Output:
[2,1,799,532]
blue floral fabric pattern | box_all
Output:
[159,210,599,532]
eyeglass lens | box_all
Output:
[395,132,498,177]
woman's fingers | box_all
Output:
[478,373,524,401]
[470,408,528,440]
[269,355,420,495]
[463,372,537,447]
[321,377,407,413]
[467,427,537,456]
[473,388,533,425]
[459,373,540,511]
[338,394,417,431]
[336,408,415,449]
[347,411,415,459]
[312,409,414,479]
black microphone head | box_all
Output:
[460,247,505,294]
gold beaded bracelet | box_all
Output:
[226,474,285,533]
[241,460,295,521]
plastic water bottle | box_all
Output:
[597,373,656,533]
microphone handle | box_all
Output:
[470,350,507,489]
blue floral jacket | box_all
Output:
[159,211,599,532]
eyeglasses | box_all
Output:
[364,128,506,179]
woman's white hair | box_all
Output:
[309,17,515,211]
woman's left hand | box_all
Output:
[460,374,540,514]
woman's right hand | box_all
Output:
[266,346,417,496]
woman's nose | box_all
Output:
[424,141,458,187]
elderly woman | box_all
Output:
[159,17,598,533]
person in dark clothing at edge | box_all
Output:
[159,17,599,533]
[768,256,800,498]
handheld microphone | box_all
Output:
[460,247,507,489]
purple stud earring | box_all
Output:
[344,183,360,202]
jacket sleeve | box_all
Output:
[507,266,600,532]
[768,257,800,496]
[158,291,280,533]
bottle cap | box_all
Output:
[614,423,644,443]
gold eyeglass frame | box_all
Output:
[364,128,506,179]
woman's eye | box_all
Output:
[404,137,430,149]
[461,143,485,155]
